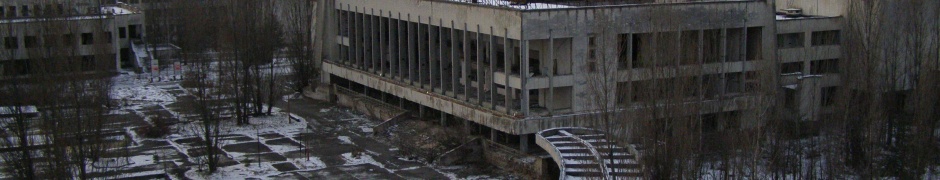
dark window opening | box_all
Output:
[811,30,840,46]
[781,62,803,74]
[24,36,38,48]
[777,33,804,49]
[820,86,837,107]
[119,27,127,38]
[810,59,839,74]
[81,33,94,45]
[4,37,18,49]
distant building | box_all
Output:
[0,0,145,76]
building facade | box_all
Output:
[0,0,145,76]
[317,0,777,151]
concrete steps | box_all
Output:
[538,128,643,179]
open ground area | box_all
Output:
[57,73,513,180]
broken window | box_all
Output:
[703,29,722,63]
[810,59,839,74]
[617,34,629,70]
[24,36,37,48]
[4,37,17,49]
[777,33,804,49]
[811,30,840,46]
[781,62,803,74]
[81,33,94,45]
[820,86,837,107]
[746,27,763,60]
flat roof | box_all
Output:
[440,0,755,10]
[0,5,140,24]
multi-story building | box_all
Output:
[774,7,842,123]
[316,0,777,153]
[0,0,145,76]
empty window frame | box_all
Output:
[781,62,803,74]
[810,59,839,74]
[23,36,38,48]
[4,37,18,49]
[777,33,804,49]
[811,30,840,46]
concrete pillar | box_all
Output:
[397,13,404,81]
[698,30,705,102]
[521,40,530,116]
[379,10,386,76]
[348,7,355,66]
[462,23,470,102]
[451,21,458,98]
[720,28,728,95]
[407,14,415,85]
[419,105,426,118]
[417,16,424,88]
[489,27,497,110]
[370,9,377,72]
[428,16,436,92]
[439,19,446,94]
[440,111,446,127]
[476,25,484,106]
[355,7,365,70]
[548,30,554,115]
[503,33,512,113]
[519,134,529,153]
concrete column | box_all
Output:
[407,14,415,85]
[440,112,447,127]
[476,25,484,106]
[357,8,364,69]
[720,28,728,95]
[503,31,512,113]
[412,16,427,88]
[489,27,497,110]
[397,13,404,81]
[698,30,705,103]
[419,105,425,118]
[370,9,377,72]
[519,134,529,153]
[417,16,424,89]
[379,10,385,76]
[439,19,446,94]
[373,11,380,73]
[548,30,554,115]
[428,16,436,92]
[451,21,458,98]
[521,40,530,116]
[348,7,356,66]
[462,23,470,102]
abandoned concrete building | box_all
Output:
[775,1,843,124]
[311,0,940,178]
[317,0,774,171]
[0,0,145,76]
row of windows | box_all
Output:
[587,27,764,72]
[780,59,839,75]
[2,32,118,49]
[615,71,761,104]
[777,30,840,49]
[1,4,68,18]
[0,55,115,76]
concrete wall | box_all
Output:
[334,0,523,39]
[775,0,847,17]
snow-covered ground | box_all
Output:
[97,70,511,179]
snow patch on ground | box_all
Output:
[337,136,353,144]
[341,152,385,170]
[291,156,326,170]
